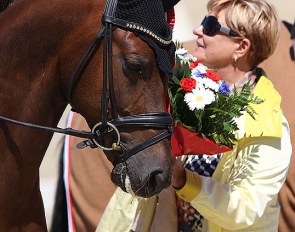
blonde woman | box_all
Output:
[97,1,292,231]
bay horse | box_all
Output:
[0,0,179,231]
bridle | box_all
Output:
[0,0,174,164]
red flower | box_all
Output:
[180,78,196,92]
[205,69,221,82]
[189,60,200,68]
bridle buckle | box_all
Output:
[91,122,121,151]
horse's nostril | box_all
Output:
[151,170,165,185]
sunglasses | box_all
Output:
[201,15,239,37]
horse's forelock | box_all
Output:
[115,0,177,77]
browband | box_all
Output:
[102,15,173,46]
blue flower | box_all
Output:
[192,69,206,78]
[219,82,231,94]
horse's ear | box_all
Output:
[163,0,180,29]
[162,0,181,12]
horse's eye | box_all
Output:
[125,60,142,72]
[122,57,149,82]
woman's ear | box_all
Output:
[235,38,251,59]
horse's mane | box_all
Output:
[0,0,11,12]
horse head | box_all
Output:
[61,0,179,197]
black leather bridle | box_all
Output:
[0,0,173,163]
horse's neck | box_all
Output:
[0,0,103,122]
[0,0,103,160]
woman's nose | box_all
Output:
[193,25,203,37]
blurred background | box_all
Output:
[172,0,295,52]
[40,0,295,228]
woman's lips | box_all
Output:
[197,41,204,48]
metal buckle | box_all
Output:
[91,122,121,151]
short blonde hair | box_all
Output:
[207,0,280,67]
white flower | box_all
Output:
[197,77,220,91]
[183,54,195,62]
[192,63,208,75]
[184,88,215,110]
[191,56,198,62]
[175,49,198,64]
[175,48,188,55]
[176,48,194,62]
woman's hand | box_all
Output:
[172,160,186,189]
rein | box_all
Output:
[0,0,174,164]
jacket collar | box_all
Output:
[238,68,282,138]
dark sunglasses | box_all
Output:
[201,15,239,37]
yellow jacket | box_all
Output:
[96,75,292,232]
[177,75,291,232]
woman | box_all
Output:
[97,0,292,231]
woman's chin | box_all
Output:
[194,50,204,61]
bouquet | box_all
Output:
[168,46,262,156]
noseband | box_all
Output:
[0,0,173,164]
